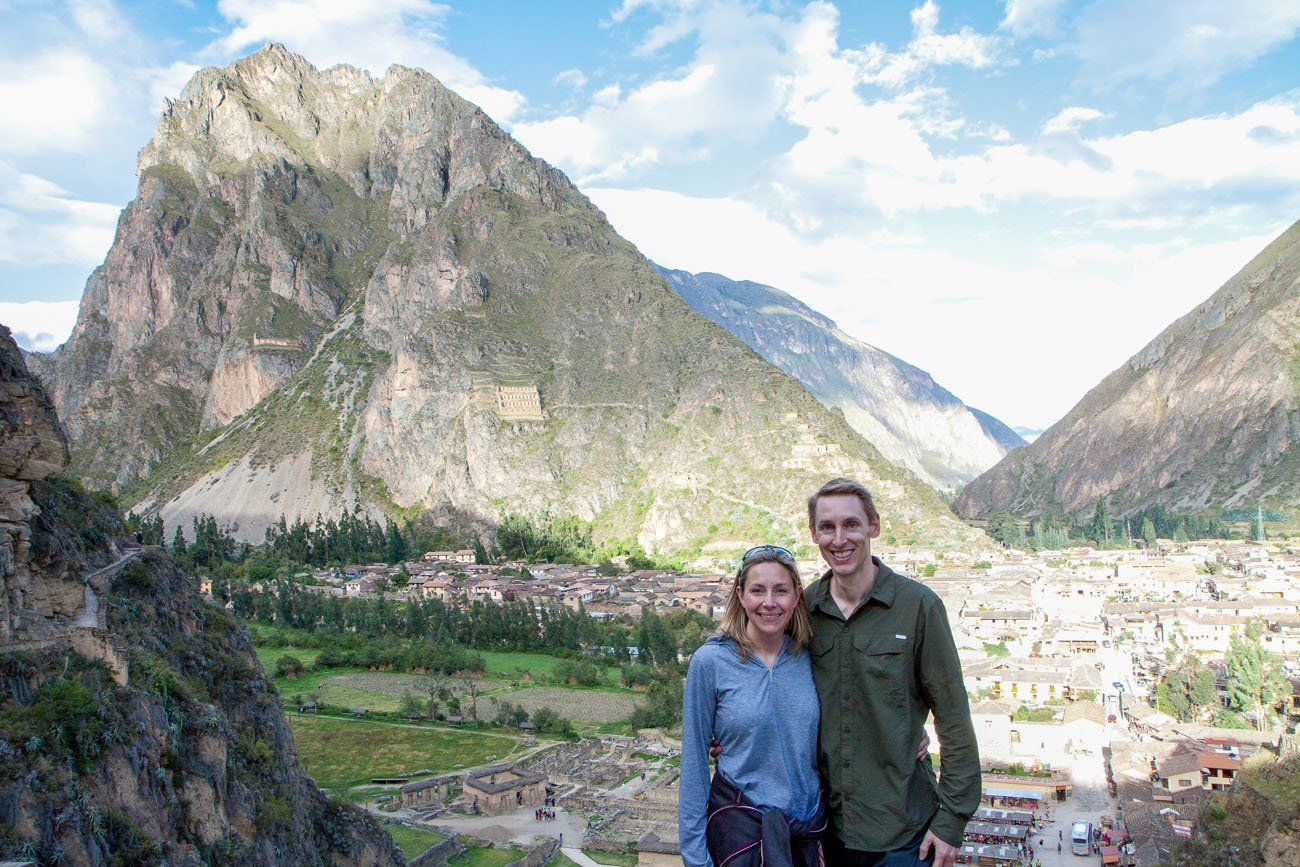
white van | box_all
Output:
[1070,820,1092,856]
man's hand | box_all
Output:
[916,731,931,761]
[918,830,958,867]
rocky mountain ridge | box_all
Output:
[661,267,1024,491]
[35,44,980,553]
[955,221,1300,520]
[0,324,402,865]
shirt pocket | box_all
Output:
[852,633,907,704]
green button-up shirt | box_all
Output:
[806,557,980,851]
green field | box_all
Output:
[446,845,523,867]
[286,715,520,793]
[255,645,321,672]
[477,650,621,685]
[582,849,638,867]
[388,824,446,859]
[273,668,515,713]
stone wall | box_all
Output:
[406,832,461,867]
[503,839,558,867]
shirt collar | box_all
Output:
[809,556,897,616]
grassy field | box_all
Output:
[551,854,584,867]
[272,668,516,712]
[254,644,321,672]
[388,824,446,859]
[480,687,641,723]
[582,849,638,867]
[477,650,621,685]
[446,845,523,867]
[286,715,519,793]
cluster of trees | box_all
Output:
[1156,627,1288,730]
[984,501,1239,551]
[237,580,713,674]
[129,507,714,729]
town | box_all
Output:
[220,535,1300,867]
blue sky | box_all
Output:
[2,0,1299,430]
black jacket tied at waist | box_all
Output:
[705,773,826,867]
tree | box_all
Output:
[1155,655,1218,723]
[1088,500,1109,545]
[274,655,306,679]
[1225,632,1288,731]
[1141,518,1158,549]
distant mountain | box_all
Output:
[33,45,980,553]
[661,267,1025,491]
[956,221,1300,520]
[1013,426,1046,444]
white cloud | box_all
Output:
[515,0,795,183]
[0,49,116,154]
[212,0,526,121]
[1074,0,1300,87]
[1042,106,1105,134]
[999,0,1067,39]
[517,1,1006,186]
[0,162,120,267]
[553,68,588,89]
[69,0,133,43]
[0,301,80,353]
[860,0,1004,89]
[587,185,1279,429]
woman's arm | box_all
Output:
[678,648,717,867]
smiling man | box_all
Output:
[804,477,979,867]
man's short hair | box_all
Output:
[807,477,880,526]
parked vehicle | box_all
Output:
[1071,820,1093,856]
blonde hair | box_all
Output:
[719,548,811,660]
[807,477,879,527]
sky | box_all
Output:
[2,1,1299,431]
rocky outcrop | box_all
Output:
[37,45,980,552]
[661,267,1024,491]
[0,324,71,643]
[0,326,402,864]
[956,221,1300,520]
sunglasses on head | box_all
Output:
[741,545,794,562]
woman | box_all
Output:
[678,545,825,867]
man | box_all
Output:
[804,477,979,867]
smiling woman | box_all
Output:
[677,545,825,867]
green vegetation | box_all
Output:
[480,650,619,685]
[387,824,445,858]
[447,845,523,867]
[1225,626,1288,730]
[447,847,522,867]
[285,715,509,794]
[983,642,1010,657]
[1154,653,1220,723]
[1012,707,1056,723]
[984,500,1241,551]
[582,850,638,867]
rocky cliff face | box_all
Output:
[0,326,401,864]
[955,221,1300,520]
[37,45,979,552]
[0,326,71,644]
[661,267,1024,491]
